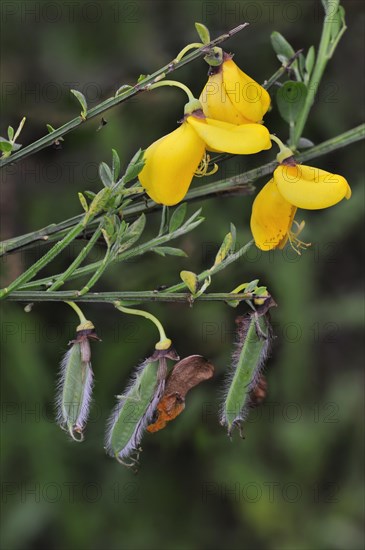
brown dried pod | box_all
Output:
[147,355,214,433]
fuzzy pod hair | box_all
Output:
[221,308,273,436]
[56,341,93,441]
[105,348,179,466]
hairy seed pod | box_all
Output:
[221,299,275,437]
[56,322,99,441]
[105,347,179,466]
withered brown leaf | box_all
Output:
[147,355,214,433]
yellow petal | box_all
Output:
[186,116,272,155]
[199,72,252,125]
[274,164,351,210]
[138,123,205,206]
[250,179,297,251]
[222,59,271,123]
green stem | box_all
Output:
[0,221,85,299]
[270,134,294,162]
[47,226,102,291]
[114,302,171,349]
[263,49,304,90]
[0,23,247,169]
[6,291,256,303]
[20,211,204,290]
[292,0,343,147]
[2,123,364,257]
[173,42,204,63]
[65,301,88,324]
[77,246,112,296]
[165,241,254,295]
[3,239,255,305]
[149,80,195,102]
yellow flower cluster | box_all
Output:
[139,55,271,206]
[138,53,351,251]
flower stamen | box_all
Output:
[288,220,311,255]
[195,153,219,177]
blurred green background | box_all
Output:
[1,1,364,549]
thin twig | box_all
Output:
[2,123,363,256]
[4,291,255,303]
[0,24,249,169]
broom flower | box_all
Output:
[138,97,271,206]
[200,52,271,125]
[250,136,352,252]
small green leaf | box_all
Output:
[245,279,260,293]
[180,270,199,294]
[103,215,118,241]
[254,286,268,296]
[78,192,89,212]
[276,81,307,124]
[169,203,187,233]
[330,5,346,41]
[99,162,113,188]
[112,149,121,182]
[154,246,187,258]
[13,117,26,142]
[195,276,211,298]
[121,149,145,185]
[195,22,210,44]
[118,214,146,252]
[101,229,112,248]
[271,31,295,62]
[7,126,14,141]
[115,84,133,97]
[0,138,13,153]
[138,74,148,83]
[298,137,315,149]
[305,46,315,79]
[84,190,96,200]
[70,89,88,119]
[213,232,233,267]
[83,187,111,224]
[46,124,64,143]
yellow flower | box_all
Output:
[199,55,271,125]
[138,122,205,206]
[186,115,272,155]
[273,164,351,209]
[251,163,351,252]
[250,178,297,251]
[139,111,272,206]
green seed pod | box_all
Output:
[57,322,99,441]
[106,348,178,466]
[221,300,275,436]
